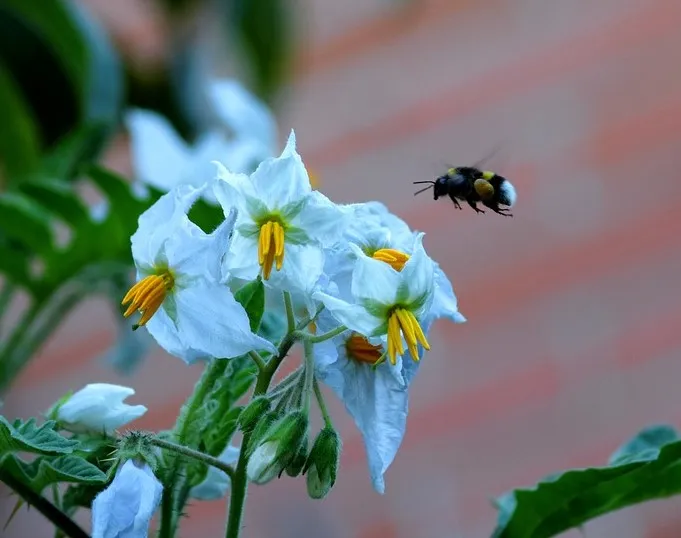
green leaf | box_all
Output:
[0,0,123,162]
[0,60,40,180]
[234,277,266,332]
[228,0,293,102]
[0,416,77,456]
[492,425,681,538]
[1,454,106,494]
[0,192,53,255]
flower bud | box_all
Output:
[304,427,342,499]
[55,383,147,435]
[246,411,307,485]
[91,458,162,538]
[238,397,271,433]
[246,410,280,457]
[284,431,308,477]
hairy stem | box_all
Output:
[313,378,333,428]
[248,350,266,371]
[0,469,90,538]
[150,437,235,479]
[283,291,296,334]
[295,324,347,344]
[158,359,227,538]
[302,339,315,414]
[224,318,306,538]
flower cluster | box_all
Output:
[119,128,465,495]
[76,118,466,538]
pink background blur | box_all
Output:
[3,0,681,537]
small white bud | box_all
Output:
[91,459,162,538]
[57,383,147,435]
[247,441,281,484]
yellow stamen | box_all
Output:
[121,273,174,330]
[346,333,383,365]
[309,320,317,334]
[372,249,410,272]
[386,308,430,365]
[258,220,286,280]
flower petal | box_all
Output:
[397,233,435,310]
[131,184,206,269]
[125,109,191,191]
[350,244,400,307]
[289,190,348,247]
[313,292,383,337]
[249,131,311,209]
[208,79,277,150]
[173,285,277,360]
[315,337,408,495]
[431,264,467,324]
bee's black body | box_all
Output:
[416,166,516,217]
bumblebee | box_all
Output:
[413,166,516,217]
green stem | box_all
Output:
[0,469,90,538]
[150,437,235,479]
[295,324,348,344]
[158,359,227,538]
[283,290,295,334]
[248,350,266,371]
[301,339,315,414]
[224,322,303,538]
[313,378,333,428]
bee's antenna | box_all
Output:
[413,184,434,196]
[413,181,435,185]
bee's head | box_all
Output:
[432,176,450,200]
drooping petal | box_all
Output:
[249,131,311,209]
[350,244,400,307]
[172,285,277,361]
[220,233,261,283]
[91,459,162,538]
[313,292,383,337]
[314,334,409,495]
[208,79,277,151]
[431,264,467,324]
[125,109,191,192]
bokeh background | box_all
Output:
[3,0,681,536]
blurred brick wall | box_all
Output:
[4,0,681,537]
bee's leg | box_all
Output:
[447,192,462,209]
[466,199,485,214]
[484,202,513,217]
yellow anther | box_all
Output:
[386,308,430,365]
[121,272,174,330]
[346,333,383,365]
[372,248,410,272]
[257,220,286,280]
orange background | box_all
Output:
[3,0,681,537]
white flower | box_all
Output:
[57,384,147,435]
[121,183,276,364]
[189,444,240,500]
[125,79,279,196]
[314,311,414,494]
[209,79,278,161]
[329,201,465,326]
[91,459,163,538]
[213,130,346,293]
[315,233,435,366]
